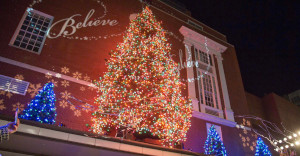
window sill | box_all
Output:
[192,111,237,127]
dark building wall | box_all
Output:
[245,92,265,119]
[246,92,300,155]
[222,46,249,117]
[246,92,300,131]
[264,93,300,131]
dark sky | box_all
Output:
[176,0,300,97]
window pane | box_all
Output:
[21,25,27,30]
[25,16,31,21]
[37,36,43,42]
[38,20,43,25]
[35,24,41,30]
[43,22,49,27]
[16,35,23,41]
[18,31,25,36]
[25,33,31,38]
[31,35,37,40]
[33,47,39,52]
[20,43,27,48]
[35,42,41,47]
[23,20,29,25]
[39,31,45,36]
[26,45,33,50]
[29,39,35,45]
[203,74,214,107]
[33,29,39,34]
[27,27,33,32]
[13,41,20,46]
[41,26,47,31]
[32,18,37,23]
[22,37,29,43]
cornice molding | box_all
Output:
[179,26,227,54]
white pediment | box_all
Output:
[179,26,227,54]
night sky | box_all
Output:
[176,1,300,97]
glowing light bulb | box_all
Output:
[274,142,277,145]
[284,138,287,141]
[295,141,299,145]
[288,136,292,139]
[279,140,282,143]
[293,134,297,137]
[280,146,284,149]
[285,145,289,148]
[291,143,294,147]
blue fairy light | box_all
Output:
[255,137,272,156]
[20,83,57,124]
[204,125,227,156]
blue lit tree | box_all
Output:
[204,125,227,156]
[20,83,57,124]
[255,137,272,156]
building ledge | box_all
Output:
[192,111,237,127]
[0,116,204,156]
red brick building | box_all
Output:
[0,0,298,155]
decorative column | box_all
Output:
[184,41,199,112]
[215,53,235,121]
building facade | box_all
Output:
[0,0,291,155]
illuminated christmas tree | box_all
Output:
[91,7,192,147]
[255,137,272,156]
[20,83,57,124]
[204,125,227,156]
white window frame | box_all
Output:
[0,74,29,95]
[180,25,235,122]
[194,47,222,111]
[9,8,54,55]
[206,123,223,141]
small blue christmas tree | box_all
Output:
[20,82,57,124]
[204,125,227,156]
[255,137,272,156]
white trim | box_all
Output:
[184,43,199,111]
[9,8,54,55]
[206,123,223,141]
[200,104,224,119]
[0,56,95,88]
[215,54,234,122]
[208,54,222,110]
[192,111,236,127]
[179,26,227,55]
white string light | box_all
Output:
[235,115,300,153]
